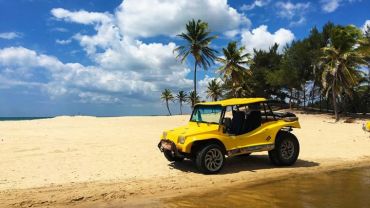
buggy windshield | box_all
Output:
[190,105,223,124]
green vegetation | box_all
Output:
[162,21,370,121]
[176,91,187,115]
[188,91,200,108]
[320,25,366,121]
[160,89,174,116]
[217,41,252,98]
[206,79,222,101]
[174,19,217,106]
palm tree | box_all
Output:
[217,41,251,98]
[358,25,370,84]
[206,79,223,101]
[176,91,187,115]
[188,91,200,109]
[320,25,367,121]
[174,19,217,102]
[160,89,174,115]
[358,26,370,114]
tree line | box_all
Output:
[161,20,370,121]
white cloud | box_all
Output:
[51,27,69,32]
[55,39,72,45]
[320,0,340,12]
[50,2,240,102]
[0,47,159,103]
[224,29,240,38]
[0,32,22,40]
[289,17,306,27]
[0,74,43,89]
[1,0,251,105]
[275,1,310,26]
[78,92,120,104]
[241,25,295,53]
[51,8,112,25]
[362,20,370,33]
[241,0,270,11]
[320,0,361,13]
[115,0,250,38]
[0,16,193,103]
[275,2,310,19]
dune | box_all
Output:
[0,113,369,207]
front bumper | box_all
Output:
[157,139,185,158]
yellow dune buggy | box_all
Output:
[158,98,301,174]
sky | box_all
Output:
[0,0,369,117]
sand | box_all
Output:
[0,113,369,207]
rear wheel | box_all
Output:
[163,150,184,162]
[268,131,299,166]
[195,144,225,174]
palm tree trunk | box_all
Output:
[303,85,306,110]
[311,81,316,106]
[367,65,370,115]
[326,98,329,113]
[193,62,197,106]
[332,86,339,122]
[166,100,172,116]
[320,92,322,112]
[180,102,182,115]
[231,72,239,98]
[319,86,322,112]
[289,88,293,109]
[296,91,300,109]
[233,87,237,98]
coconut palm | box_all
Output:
[358,25,370,83]
[217,41,252,98]
[358,26,370,114]
[176,91,187,115]
[174,19,217,102]
[222,74,254,98]
[188,91,200,109]
[320,25,367,121]
[160,89,174,115]
[206,79,223,101]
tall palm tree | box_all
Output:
[206,79,223,101]
[358,26,370,114]
[320,25,367,121]
[217,41,251,98]
[160,89,174,115]
[174,19,217,102]
[358,25,370,84]
[188,91,200,109]
[176,91,187,115]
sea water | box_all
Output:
[0,117,52,121]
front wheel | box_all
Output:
[195,144,225,174]
[268,131,300,166]
[163,150,184,162]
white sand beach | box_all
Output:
[0,113,369,207]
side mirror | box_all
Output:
[223,117,231,133]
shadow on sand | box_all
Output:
[168,154,319,174]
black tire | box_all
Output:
[163,150,184,162]
[195,144,225,174]
[268,131,299,166]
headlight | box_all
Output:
[178,135,186,144]
[162,131,167,139]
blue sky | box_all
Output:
[0,0,369,117]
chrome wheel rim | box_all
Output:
[205,148,223,171]
[281,140,294,160]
